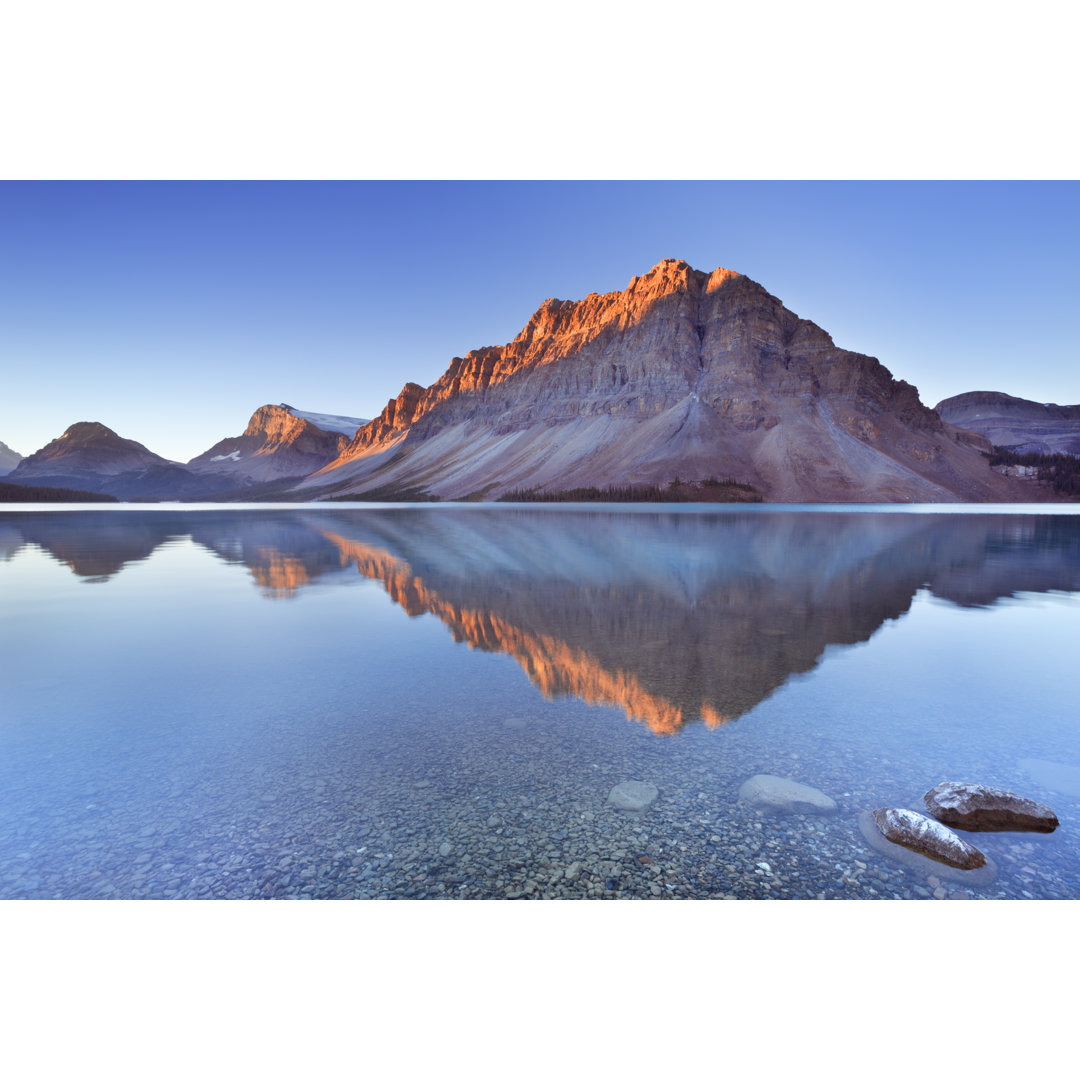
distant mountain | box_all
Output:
[0,440,23,475]
[935,391,1080,456]
[6,421,232,499]
[188,404,367,485]
[6,406,370,500]
[298,259,1035,503]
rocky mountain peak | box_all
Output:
[6,419,201,496]
[61,421,119,442]
[301,257,1039,503]
[625,257,739,298]
[340,260,755,460]
[242,404,307,440]
[188,403,356,484]
[511,259,743,348]
[22,421,164,467]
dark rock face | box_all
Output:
[936,391,1080,456]
[870,807,986,870]
[305,258,1036,502]
[924,781,1059,833]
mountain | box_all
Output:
[188,403,367,485]
[6,421,230,499]
[298,259,1033,503]
[935,391,1080,456]
[0,440,23,476]
[6,405,369,500]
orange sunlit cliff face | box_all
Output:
[332,261,743,461]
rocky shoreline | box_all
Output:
[3,719,1075,900]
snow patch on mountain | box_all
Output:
[282,405,367,438]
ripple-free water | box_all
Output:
[2,505,1078,899]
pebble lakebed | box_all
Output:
[3,700,1076,901]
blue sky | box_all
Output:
[1,180,1077,463]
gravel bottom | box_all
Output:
[3,694,1077,901]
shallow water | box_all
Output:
[2,503,1079,900]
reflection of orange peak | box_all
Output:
[319,528,729,734]
[700,704,733,729]
[250,548,312,597]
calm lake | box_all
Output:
[2,503,1079,900]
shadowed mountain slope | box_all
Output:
[936,391,1080,456]
[6,422,229,499]
[0,440,22,476]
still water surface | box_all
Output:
[2,504,1079,899]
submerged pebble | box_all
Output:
[608,781,659,813]
[738,774,837,816]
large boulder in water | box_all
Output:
[857,811,997,885]
[924,781,1058,833]
[608,780,659,812]
[870,807,986,870]
[738,774,836,815]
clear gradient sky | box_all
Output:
[1,180,1077,463]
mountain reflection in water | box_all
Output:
[5,508,1080,733]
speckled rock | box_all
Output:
[737,774,836,815]
[924,781,1058,833]
[871,807,985,870]
[857,811,998,885]
[608,780,659,812]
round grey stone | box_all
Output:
[737,774,837,815]
[608,780,659,812]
